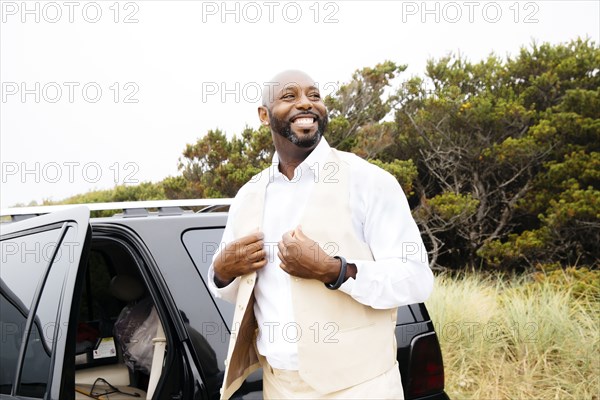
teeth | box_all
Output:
[294,117,314,124]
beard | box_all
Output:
[268,110,329,148]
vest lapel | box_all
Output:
[220,169,270,399]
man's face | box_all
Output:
[265,77,328,148]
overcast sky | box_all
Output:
[1,0,598,208]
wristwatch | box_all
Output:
[325,256,347,290]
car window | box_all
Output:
[181,228,234,329]
[0,226,62,395]
[0,290,28,395]
[78,250,121,326]
[1,227,63,313]
[17,225,78,398]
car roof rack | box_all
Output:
[1,199,233,222]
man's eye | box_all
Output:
[282,94,294,99]
[309,93,321,99]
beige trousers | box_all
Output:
[261,359,405,400]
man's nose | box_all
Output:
[295,93,313,110]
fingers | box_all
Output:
[245,240,264,255]
[279,229,301,260]
[279,262,287,273]
[278,238,306,263]
[246,248,266,263]
[281,230,294,244]
[238,231,265,245]
[223,237,263,259]
[294,225,306,240]
[252,258,267,270]
[282,226,310,248]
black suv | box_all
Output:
[0,200,448,400]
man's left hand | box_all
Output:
[277,226,341,283]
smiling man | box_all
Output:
[208,70,434,399]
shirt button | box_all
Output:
[247,278,254,285]
[238,304,244,311]
[224,359,228,366]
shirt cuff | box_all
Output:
[208,266,241,300]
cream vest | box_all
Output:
[220,149,398,399]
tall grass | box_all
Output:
[425,272,599,399]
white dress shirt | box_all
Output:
[208,138,433,370]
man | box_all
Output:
[208,70,433,399]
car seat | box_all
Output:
[111,275,156,375]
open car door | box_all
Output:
[1,206,91,400]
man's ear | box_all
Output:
[258,106,270,126]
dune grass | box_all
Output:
[425,271,599,399]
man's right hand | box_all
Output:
[213,232,267,287]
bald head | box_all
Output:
[261,70,316,108]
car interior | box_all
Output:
[73,238,166,400]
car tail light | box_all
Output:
[405,332,445,398]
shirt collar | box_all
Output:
[271,138,331,180]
